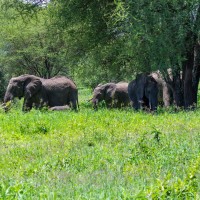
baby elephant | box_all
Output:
[49,105,70,111]
[92,82,130,109]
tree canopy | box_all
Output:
[0,0,199,107]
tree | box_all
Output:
[47,0,136,86]
[0,1,69,78]
[124,0,200,108]
[0,68,6,101]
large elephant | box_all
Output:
[128,73,158,111]
[4,74,78,111]
[92,82,130,109]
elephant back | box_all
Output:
[49,76,77,88]
[116,82,128,91]
[42,76,78,107]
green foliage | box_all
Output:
[0,2,70,78]
[0,0,200,87]
[0,69,6,101]
[0,90,200,198]
[51,0,200,81]
[0,0,137,85]
[124,0,200,72]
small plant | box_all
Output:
[151,127,162,143]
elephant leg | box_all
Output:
[131,93,140,110]
[105,99,112,108]
[116,96,127,108]
[115,100,122,108]
[114,99,122,108]
[133,99,140,110]
[22,99,32,112]
[70,99,78,111]
[69,90,78,111]
[105,101,111,108]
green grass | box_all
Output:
[0,89,200,199]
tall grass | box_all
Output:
[0,89,200,199]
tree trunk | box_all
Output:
[182,4,200,109]
[193,42,200,102]
[182,43,200,109]
[172,72,184,107]
[164,69,184,108]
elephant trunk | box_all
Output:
[138,99,144,104]
[0,103,6,109]
[150,99,157,111]
[4,92,13,103]
[92,98,98,110]
[148,93,158,111]
[3,91,13,112]
[1,102,10,112]
[138,99,144,109]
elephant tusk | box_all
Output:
[0,103,5,107]
[1,101,12,111]
[0,103,8,108]
[138,100,144,104]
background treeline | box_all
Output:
[0,0,199,109]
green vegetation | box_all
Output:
[0,1,200,197]
[0,90,200,199]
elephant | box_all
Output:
[92,82,130,109]
[128,73,158,111]
[49,105,70,111]
[4,74,78,111]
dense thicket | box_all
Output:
[0,0,199,108]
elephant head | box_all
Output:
[4,75,42,111]
[92,83,116,109]
[129,73,158,111]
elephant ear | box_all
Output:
[24,77,42,99]
[104,83,116,98]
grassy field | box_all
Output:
[0,89,200,199]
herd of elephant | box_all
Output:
[2,73,174,112]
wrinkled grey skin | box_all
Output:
[151,71,173,107]
[128,73,158,111]
[49,105,70,111]
[92,82,130,109]
[4,75,78,111]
